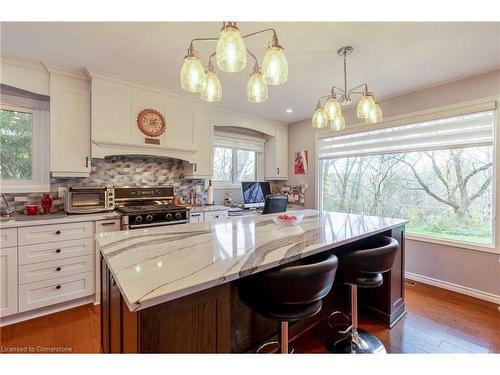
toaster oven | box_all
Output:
[64,186,115,214]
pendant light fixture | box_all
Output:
[201,57,222,102]
[312,103,327,129]
[262,39,288,85]
[180,22,287,103]
[312,46,383,130]
[216,22,247,73]
[180,52,206,93]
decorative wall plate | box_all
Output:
[137,109,166,137]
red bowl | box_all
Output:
[25,204,38,215]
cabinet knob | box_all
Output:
[56,285,61,290]
[55,230,61,235]
[56,267,61,271]
[277,167,280,174]
[56,249,61,253]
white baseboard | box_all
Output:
[405,272,500,305]
[0,296,95,327]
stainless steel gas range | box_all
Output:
[114,186,189,230]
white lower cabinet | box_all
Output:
[204,210,229,223]
[19,272,93,312]
[0,246,18,317]
[19,255,93,285]
[189,212,204,224]
[18,238,93,265]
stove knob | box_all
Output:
[165,213,173,220]
[134,216,143,224]
[175,212,182,219]
[146,214,154,222]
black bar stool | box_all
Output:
[329,235,399,354]
[239,252,339,353]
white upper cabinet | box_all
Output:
[48,69,91,177]
[184,112,214,179]
[264,124,288,180]
[88,71,199,161]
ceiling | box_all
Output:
[1,22,499,123]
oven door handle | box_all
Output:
[127,220,188,229]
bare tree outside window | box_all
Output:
[321,147,493,244]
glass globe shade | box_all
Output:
[324,97,341,120]
[366,103,383,124]
[247,71,268,103]
[312,107,327,129]
[180,56,206,93]
[216,25,247,73]
[356,94,376,119]
[201,71,222,102]
[330,113,346,131]
[262,45,288,85]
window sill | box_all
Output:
[0,183,50,194]
[405,233,498,255]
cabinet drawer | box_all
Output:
[204,210,229,222]
[95,219,121,234]
[19,272,93,312]
[18,238,93,265]
[19,221,92,246]
[19,255,93,285]
[189,212,204,224]
[0,228,17,248]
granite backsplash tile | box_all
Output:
[1,156,206,214]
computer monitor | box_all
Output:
[241,181,271,208]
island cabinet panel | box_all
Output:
[138,284,230,353]
[100,256,230,353]
[359,226,406,327]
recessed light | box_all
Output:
[286,109,293,113]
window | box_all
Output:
[0,96,49,193]
[318,108,496,246]
[1,108,33,180]
[212,131,263,186]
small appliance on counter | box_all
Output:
[64,186,115,214]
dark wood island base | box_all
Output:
[100,225,406,353]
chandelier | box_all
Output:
[312,46,383,130]
[180,22,288,103]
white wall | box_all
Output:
[287,69,500,302]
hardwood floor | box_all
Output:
[293,282,500,354]
[0,282,498,354]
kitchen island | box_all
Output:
[98,210,407,353]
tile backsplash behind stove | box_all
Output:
[2,156,206,214]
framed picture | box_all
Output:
[294,150,309,174]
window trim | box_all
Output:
[0,98,50,193]
[316,96,499,254]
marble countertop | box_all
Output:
[97,209,407,312]
[188,205,229,213]
[0,211,120,228]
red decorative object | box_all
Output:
[41,193,53,214]
[25,204,38,215]
[294,150,309,174]
[137,109,166,137]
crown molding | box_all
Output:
[42,63,88,81]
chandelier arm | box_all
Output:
[330,86,346,95]
[188,37,220,53]
[348,83,368,95]
[246,48,260,70]
[241,28,277,41]
[207,52,217,70]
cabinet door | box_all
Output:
[0,246,18,317]
[204,210,229,223]
[189,212,204,224]
[275,125,288,179]
[49,71,91,177]
[184,114,213,179]
[264,125,288,180]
